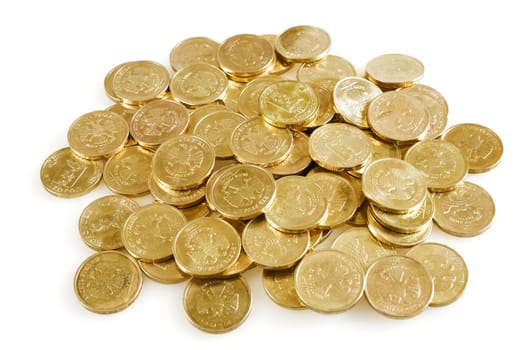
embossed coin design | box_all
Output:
[263,267,306,309]
[103,146,153,196]
[169,37,220,71]
[183,276,251,333]
[138,258,189,284]
[169,63,228,106]
[365,53,424,90]
[275,25,331,63]
[78,195,139,250]
[74,251,142,314]
[238,75,284,119]
[297,54,356,92]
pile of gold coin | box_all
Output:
[40,25,503,331]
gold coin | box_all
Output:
[105,103,138,126]
[193,110,247,158]
[259,34,294,75]
[40,147,103,198]
[173,217,241,277]
[362,158,427,213]
[301,85,334,129]
[238,75,283,119]
[170,63,228,107]
[183,276,251,333]
[216,249,255,278]
[78,195,139,250]
[122,203,187,262]
[432,181,495,237]
[265,175,327,233]
[404,139,468,192]
[74,250,142,314]
[242,216,310,269]
[307,172,359,228]
[148,175,206,208]
[103,146,153,196]
[367,91,429,144]
[275,25,331,63]
[230,117,293,167]
[179,202,211,221]
[349,131,402,177]
[331,226,396,268]
[259,80,319,128]
[365,53,424,90]
[365,255,433,318]
[206,164,276,220]
[332,76,382,128]
[222,81,243,112]
[217,34,275,81]
[402,84,448,140]
[104,63,126,102]
[297,54,356,92]
[152,135,215,190]
[169,36,220,71]
[187,104,230,134]
[308,228,329,250]
[369,191,434,234]
[267,131,311,176]
[309,123,371,171]
[111,60,170,105]
[406,242,468,306]
[67,110,129,159]
[294,249,364,313]
[129,99,189,149]
[138,258,189,284]
[441,123,503,173]
[348,201,368,226]
[262,267,306,309]
[367,208,432,247]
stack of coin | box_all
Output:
[40,25,504,331]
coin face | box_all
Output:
[103,146,153,196]
[74,251,142,314]
[267,131,311,176]
[183,277,251,333]
[333,77,382,128]
[170,63,228,106]
[104,63,126,102]
[138,258,189,284]
[78,195,139,250]
[262,267,306,309]
[441,123,503,173]
[295,250,364,313]
[432,181,495,237]
[238,75,284,119]
[406,242,468,306]
[122,203,187,262]
[365,53,424,89]
[173,217,241,277]
[275,25,331,63]
[106,103,138,127]
[297,55,356,93]
[365,255,433,318]
[169,36,220,71]
[67,110,129,159]
[40,147,103,198]
[187,104,230,134]
[350,132,402,177]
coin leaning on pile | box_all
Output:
[40,24,503,332]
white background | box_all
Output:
[1,1,522,349]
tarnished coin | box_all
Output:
[365,255,433,318]
[152,135,215,190]
[238,75,284,119]
[432,181,495,237]
[183,276,251,333]
[67,110,129,159]
[265,175,327,233]
[405,139,468,192]
[103,146,153,196]
[441,123,503,173]
[193,110,247,158]
[263,267,306,309]
[362,158,427,214]
[111,60,170,105]
[40,147,104,198]
[74,251,142,314]
[149,176,206,208]
[170,63,228,107]
[295,249,364,313]
[297,55,356,93]
[242,216,310,269]
[275,25,331,63]
[138,258,189,284]
[259,80,319,129]
[78,195,139,250]
[169,37,220,71]
[230,117,293,167]
[367,91,429,144]
[365,54,424,90]
[187,104,230,134]
[333,77,382,129]
[206,164,276,220]
[267,131,311,176]
[130,99,189,149]
[367,208,432,247]
[406,243,468,306]
[122,203,187,262]
[173,217,241,277]
[302,85,335,129]
[309,123,371,172]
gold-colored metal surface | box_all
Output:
[263,267,306,309]
[187,104,230,134]
[259,34,294,75]
[169,37,220,71]
[297,55,356,93]
[349,131,401,177]
[149,176,206,208]
[302,85,335,129]
[267,131,311,176]
[365,54,424,90]
[138,258,189,284]
[105,103,138,127]
[103,146,153,196]
[238,75,284,119]
[216,249,255,278]
[275,25,331,63]
[179,202,211,221]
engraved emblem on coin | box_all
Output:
[242,125,285,157]
[136,107,179,137]
[182,71,221,98]
[81,257,134,303]
[186,227,231,266]
[226,37,270,71]
[196,280,240,319]
[221,170,264,209]
[281,29,320,55]
[165,143,204,178]
[110,151,151,187]
[76,117,119,148]
[300,260,356,300]
[440,187,483,224]
[117,66,164,96]
[132,213,174,251]
[376,265,423,307]
[374,167,417,201]
[52,158,89,189]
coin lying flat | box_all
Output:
[365,255,433,318]
[169,36,220,71]
[74,251,142,314]
[259,34,294,75]
[275,25,331,63]
[297,54,356,93]
[367,208,432,247]
[365,53,424,90]
[238,75,284,119]
[40,147,104,198]
[187,104,230,134]
[302,85,335,129]
[104,63,126,102]
[216,249,255,278]
[295,249,364,313]
[103,146,153,196]
[406,242,468,306]
[78,195,139,250]
[267,131,311,176]
[149,176,206,208]
[138,258,189,284]
[183,276,251,333]
[263,267,306,309]
[106,103,138,127]
[349,132,401,177]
